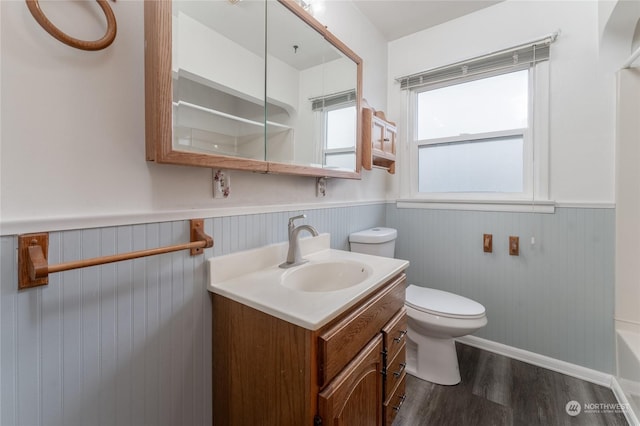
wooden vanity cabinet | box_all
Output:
[212,272,408,425]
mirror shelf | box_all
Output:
[144,0,363,179]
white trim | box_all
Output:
[457,335,613,387]
[616,317,640,327]
[415,128,525,147]
[532,61,550,201]
[611,377,640,426]
[0,199,392,236]
[396,199,556,213]
[623,44,640,69]
[2,198,616,236]
[396,200,616,212]
[555,202,616,209]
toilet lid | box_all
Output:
[406,285,486,319]
[349,227,397,244]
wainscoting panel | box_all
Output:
[0,203,387,426]
[386,206,615,374]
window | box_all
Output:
[311,90,357,169]
[323,103,356,169]
[416,69,529,194]
[400,37,553,204]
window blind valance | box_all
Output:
[311,90,357,111]
[397,32,558,90]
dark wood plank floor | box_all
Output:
[393,343,629,426]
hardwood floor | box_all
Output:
[393,343,629,426]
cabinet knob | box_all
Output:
[393,330,407,343]
[392,394,407,411]
[393,362,406,378]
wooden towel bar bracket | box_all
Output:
[25,0,117,51]
[18,219,214,290]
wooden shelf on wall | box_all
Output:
[362,107,397,174]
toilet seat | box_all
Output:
[406,285,486,319]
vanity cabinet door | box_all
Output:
[318,335,384,425]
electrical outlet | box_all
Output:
[509,236,519,256]
[213,170,230,198]
[316,177,327,197]
[483,234,493,253]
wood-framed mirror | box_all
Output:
[144,0,363,179]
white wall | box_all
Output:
[387,0,625,205]
[312,0,388,110]
[0,0,390,235]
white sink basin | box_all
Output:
[281,261,372,292]
[208,233,409,330]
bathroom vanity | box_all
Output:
[208,235,409,425]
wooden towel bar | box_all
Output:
[18,219,213,290]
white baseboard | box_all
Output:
[456,335,613,387]
[611,377,640,426]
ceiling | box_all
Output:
[351,0,503,41]
[177,1,341,70]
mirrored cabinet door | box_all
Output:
[266,0,359,174]
[145,0,362,178]
[173,0,267,162]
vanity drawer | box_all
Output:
[318,274,406,386]
[384,343,406,401]
[382,307,407,362]
[383,372,407,426]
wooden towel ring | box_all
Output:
[25,0,117,51]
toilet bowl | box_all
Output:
[405,285,487,385]
[349,227,488,386]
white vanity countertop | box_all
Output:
[207,234,409,330]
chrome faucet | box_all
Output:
[279,214,319,268]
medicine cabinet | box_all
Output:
[144,0,363,179]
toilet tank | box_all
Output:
[349,227,397,258]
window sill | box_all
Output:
[396,199,556,213]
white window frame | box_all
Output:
[405,61,550,207]
[322,101,357,166]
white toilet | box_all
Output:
[349,227,488,386]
